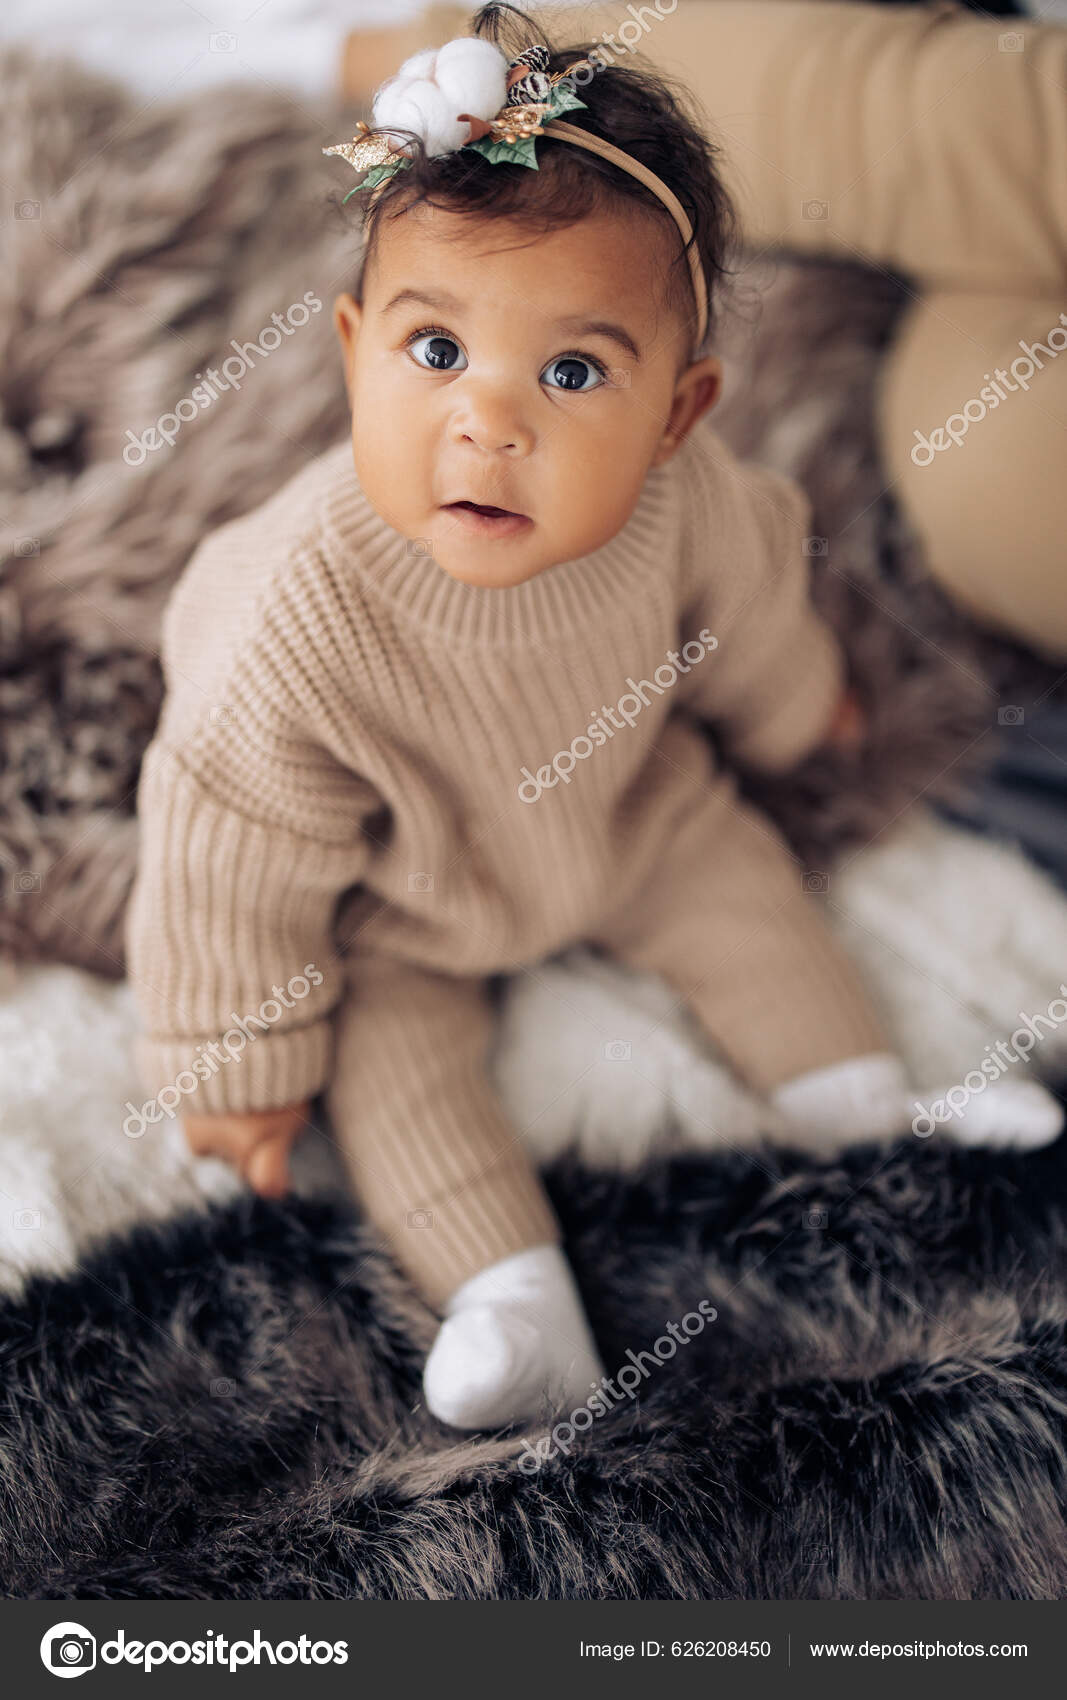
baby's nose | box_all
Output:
[451,389,532,455]
[462,424,519,452]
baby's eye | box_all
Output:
[541,355,605,392]
[407,332,468,372]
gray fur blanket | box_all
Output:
[4,1137,1067,1599]
[1,44,1065,1600]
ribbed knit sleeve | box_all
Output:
[678,432,846,773]
[126,538,383,1116]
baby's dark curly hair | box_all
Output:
[344,2,741,364]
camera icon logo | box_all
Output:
[13,1208,41,1230]
[804,1206,829,1230]
[997,705,1024,727]
[40,1622,96,1677]
[407,538,434,557]
[803,871,829,894]
[406,1208,435,1229]
[803,536,828,558]
[408,871,434,893]
[210,30,237,52]
[15,200,40,219]
[604,1039,631,1061]
[802,200,830,221]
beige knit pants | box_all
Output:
[324,792,885,1308]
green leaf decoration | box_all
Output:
[546,86,588,118]
[465,134,540,170]
[343,158,411,201]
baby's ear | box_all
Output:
[333,292,363,392]
[651,356,723,466]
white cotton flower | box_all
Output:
[372,37,510,158]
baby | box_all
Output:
[126,9,1062,1433]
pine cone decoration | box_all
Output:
[505,45,551,107]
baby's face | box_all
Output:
[333,198,721,589]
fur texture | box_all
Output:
[2,1134,1067,1600]
[1,807,1067,1597]
[3,809,1066,1293]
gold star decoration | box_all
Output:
[321,119,403,174]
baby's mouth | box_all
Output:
[446,499,525,519]
[440,498,533,538]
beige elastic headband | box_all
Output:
[541,119,708,349]
[324,43,709,350]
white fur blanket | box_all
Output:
[2,807,1064,1294]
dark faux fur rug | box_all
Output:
[0,44,1060,975]
[3,1129,1067,1600]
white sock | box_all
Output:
[913,1077,1063,1150]
[772,1051,1064,1154]
[771,1051,910,1150]
[422,1244,605,1432]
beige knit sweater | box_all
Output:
[126,423,845,1115]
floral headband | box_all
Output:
[323,37,708,348]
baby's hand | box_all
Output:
[182,1100,311,1198]
[823,685,867,751]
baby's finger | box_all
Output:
[183,1115,257,1162]
[244,1130,295,1199]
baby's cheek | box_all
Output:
[554,447,646,555]
[349,421,418,531]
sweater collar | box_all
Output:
[319,440,677,646]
